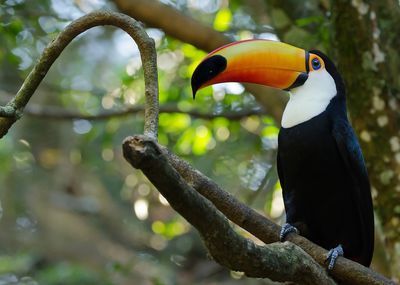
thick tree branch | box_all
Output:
[122,135,335,285]
[113,0,287,123]
[0,10,158,139]
[114,0,228,52]
[122,135,394,285]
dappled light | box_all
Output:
[0,0,399,284]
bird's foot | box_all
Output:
[326,244,344,270]
[280,223,299,241]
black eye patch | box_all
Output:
[191,55,227,99]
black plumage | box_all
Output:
[190,41,375,267]
[277,51,374,266]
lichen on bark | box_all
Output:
[331,0,400,274]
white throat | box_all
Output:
[281,69,337,128]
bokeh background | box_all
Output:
[0,0,398,284]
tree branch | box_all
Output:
[122,135,394,285]
[18,103,267,121]
[122,135,336,285]
[0,10,158,139]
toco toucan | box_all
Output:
[191,40,374,269]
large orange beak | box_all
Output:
[191,39,309,98]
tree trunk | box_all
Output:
[331,0,400,275]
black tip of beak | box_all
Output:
[190,55,227,100]
[191,75,200,100]
[191,79,199,100]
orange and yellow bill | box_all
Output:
[191,39,309,97]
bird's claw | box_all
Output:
[326,244,344,270]
[280,223,299,241]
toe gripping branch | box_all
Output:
[326,244,344,270]
[279,224,343,270]
[280,223,299,241]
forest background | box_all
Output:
[0,0,399,284]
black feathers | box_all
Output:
[278,87,374,267]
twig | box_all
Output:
[0,91,266,121]
[0,10,158,139]
[122,135,336,285]
[20,103,266,121]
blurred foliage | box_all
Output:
[0,0,391,284]
[0,1,284,284]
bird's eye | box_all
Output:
[311,58,321,70]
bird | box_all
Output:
[190,39,374,269]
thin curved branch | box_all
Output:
[122,135,336,285]
[0,10,158,139]
[129,137,393,285]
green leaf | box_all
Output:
[213,8,232,32]
[295,16,323,27]
[261,125,279,138]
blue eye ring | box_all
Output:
[311,58,321,70]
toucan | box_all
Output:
[191,40,374,269]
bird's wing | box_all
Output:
[332,118,374,265]
[277,152,284,190]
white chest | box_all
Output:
[281,69,337,128]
